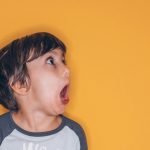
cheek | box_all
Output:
[30,72,60,100]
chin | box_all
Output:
[57,109,65,115]
[56,107,66,115]
[47,107,65,116]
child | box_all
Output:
[0,32,88,150]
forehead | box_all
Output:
[43,48,65,57]
[27,48,65,65]
[46,48,65,56]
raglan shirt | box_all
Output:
[0,111,88,150]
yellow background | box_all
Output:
[0,0,150,149]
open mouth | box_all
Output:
[60,84,69,105]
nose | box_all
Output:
[62,65,70,78]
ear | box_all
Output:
[9,79,29,96]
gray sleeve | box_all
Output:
[63,116,88,150]
[73,123,88,150]
[0,112,14,146]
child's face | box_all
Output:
[26,48,70,115]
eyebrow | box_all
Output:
[46,50,65,57]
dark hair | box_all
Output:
[0,32,66,110]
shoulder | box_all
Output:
[62,115,88,150]
[0,111,10,120]
[62,115,85,132]
[0,111,11,128]
[0,111,14,145]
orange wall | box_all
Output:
[0,0,150,149]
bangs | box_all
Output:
[21,32,66,63]
[0,32,66,65]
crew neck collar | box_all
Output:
[9,111,66,137]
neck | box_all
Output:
[12,109,62,132]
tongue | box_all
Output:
[60,85,69,104]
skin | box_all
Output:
[11,48,70,132]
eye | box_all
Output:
[47,57,55,65]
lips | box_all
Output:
[60,84,69,105]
